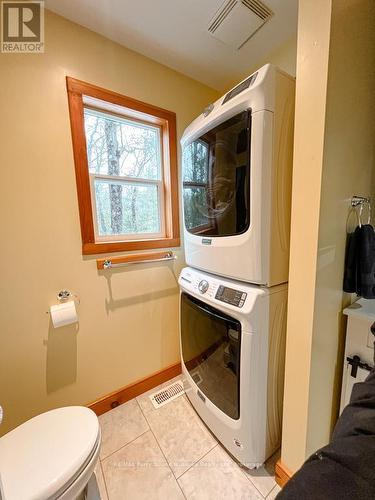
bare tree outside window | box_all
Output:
[84,108,162,239]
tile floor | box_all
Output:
[91,375,281,500]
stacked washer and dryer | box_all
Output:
[178,64,295,468]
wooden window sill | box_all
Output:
[83,237,180,255]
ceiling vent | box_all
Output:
[208,0,274,49]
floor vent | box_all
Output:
[149,381,184,409]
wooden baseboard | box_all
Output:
[275,459,292,488]
[88,362,182,416]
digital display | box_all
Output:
[220,287,238,301]
[215,286,247,308]
[222,73,258,105]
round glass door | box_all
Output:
[180,292,241,420]
[182,110,251,237]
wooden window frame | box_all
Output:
[66,77,180,255]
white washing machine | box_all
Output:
[181,64,295,286]
[179,267,287,468]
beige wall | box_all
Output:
[0,10,219,435]
[307,0,375,456]
[282,0,375,471]
[225,35,297,91]
[250,35,297,78]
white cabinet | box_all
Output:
[340,299,375,413]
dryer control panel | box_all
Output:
[215,286,247,308]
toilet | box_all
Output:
[0,406,101,500]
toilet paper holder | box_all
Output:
[46,290,80,326]
[57,290,80,305]
[57,290,72,301]
[47,290,80,328]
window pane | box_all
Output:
[84,108,162,180]
[94,179,160,236]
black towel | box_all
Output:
[343,224,375,299]
[357,225,375,298]
[343,226,360,293]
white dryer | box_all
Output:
[181,64,295,286]
[179,267,287,467]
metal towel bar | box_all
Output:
[97,251,176,270]
[351,195,370,207]
[104,254,175,269]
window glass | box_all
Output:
[84,108,162,180]
[94,179,160,236]
[83,107,163,239]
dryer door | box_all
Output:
[180,292,241,419]
[182,110,251,238]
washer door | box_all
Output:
[180,292,241,420]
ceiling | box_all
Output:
[46,0,298,91]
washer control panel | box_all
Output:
[215,285,247,308]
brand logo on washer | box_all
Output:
[202,238,212,245]
[233,438,243,449]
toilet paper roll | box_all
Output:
[50,300,78,328]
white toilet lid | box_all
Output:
[0,406,100,500]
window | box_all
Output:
[66,77,180,254]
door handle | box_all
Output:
[193,301,239,329]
